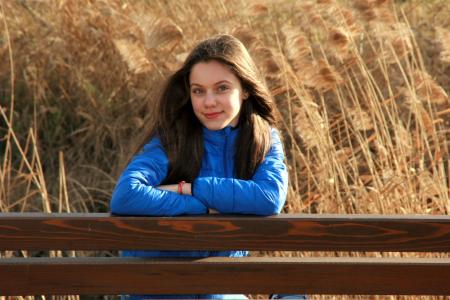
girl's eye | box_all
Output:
[191,88,203,95]
[217,85,229,92]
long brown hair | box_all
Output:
[136,34,279,183]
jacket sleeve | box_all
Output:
[110,137,208,216]
[192,129,288,216]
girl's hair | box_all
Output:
[137,34,279,182]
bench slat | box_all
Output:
[1,213,450,251]
[1,257,449,295]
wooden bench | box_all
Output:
[0,213,449,296]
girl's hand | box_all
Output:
[157,184,178,193]
[157,184,217,213]
[157,183,192,195]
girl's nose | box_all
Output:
[204,91,216,107]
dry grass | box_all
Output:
[0,0,449,299]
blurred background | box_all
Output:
[0,0,449,299]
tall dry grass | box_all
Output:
[0,0,449,299]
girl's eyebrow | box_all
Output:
[190,80,232,87]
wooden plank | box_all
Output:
[0,213,449,251]
[1,257,450,295]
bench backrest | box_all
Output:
[1,213,449,295]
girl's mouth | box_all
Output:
[204,112,222,119]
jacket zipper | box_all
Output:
[223,133,228,177]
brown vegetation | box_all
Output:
[0,0,449,299]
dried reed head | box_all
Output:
[231,26,260,50]
[317,0,334,4]
[340,7,356,27]
[418,171,442,206]
[294,1,325,29]
[328,27,353,60]
[390,35,413,59]
[245,2,269,16]
[400,85,437,136]
[113,39,152,74]
[370,0,396,24]
[282,25,313,73]
[394,122,414,159]
[307,59,344,92]
[436,27,450,63]
[374,23,413,63]
[352,0,376,22]
[412,70,449,105]
[347,108,374,131]
[292,89,327,150]
[296,1,314,13]
[329,27,350,49]
[253,46,282,80]
[132,14,183,51]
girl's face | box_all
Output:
[189,60,247,131]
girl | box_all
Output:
[110,34,293,299]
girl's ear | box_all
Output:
[243,91,249,100]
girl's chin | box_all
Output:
[198,117,238,130]
[201,121,230,131]
[203,124,227,131]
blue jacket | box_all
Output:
[110,126,287,253]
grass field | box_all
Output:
[1,0,449,299]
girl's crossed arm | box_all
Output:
[110,137,208,216]
[193,130,288,216]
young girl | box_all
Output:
[110,34,292,300]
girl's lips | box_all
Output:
[204,112,222,119]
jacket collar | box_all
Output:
[202,126,240,146]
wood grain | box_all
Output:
[0,213,449,251]
[1,257,449,295]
